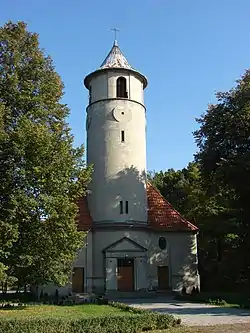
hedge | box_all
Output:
[108,301,151,314]
[0,312,179,333]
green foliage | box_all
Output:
[149,162,205,223]
[0,292,35,304]
[193,70,250,289]
[150,71,250,291]
[149,162,241,290]
[0,263,7,283]
[0,21,91,288]
[0,306,178,333]
[109,301,151,314]
[150,70,250,292]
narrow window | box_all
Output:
[116,77,128,98]
[121,130,125,142]
[120,201,123,214]
[125,201,129,214]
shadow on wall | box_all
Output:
[176,237,199,293]
[107,165,147,220]
[93,165,199,292]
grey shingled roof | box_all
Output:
[100,40,133,69]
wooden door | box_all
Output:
[117,258,134,291]
[72,267,84,293]
[158,266,169,290]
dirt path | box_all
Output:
[125,299,250,326]
[156,323,250,333]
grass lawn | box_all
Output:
[0,304,128,319]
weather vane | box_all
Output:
[110,28,120,42]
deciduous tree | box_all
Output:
[0,21,91,288]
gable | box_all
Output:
[103,237,147,253]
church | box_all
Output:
[43,39,200,296]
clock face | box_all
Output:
[112,106,132,123]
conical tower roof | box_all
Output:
[84,40,147,89]
[100,40,133,69]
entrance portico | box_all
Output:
[104,237,148,292]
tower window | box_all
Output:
[121,130,125,142]
[125,201,129,214]
[120,201,123,214]
[116,77,128,98]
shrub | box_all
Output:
[0,292,35,303]
[0,313,178,333]
[109,301,148,314]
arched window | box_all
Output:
[116,77,128,98]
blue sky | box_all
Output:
[1,1,250,171]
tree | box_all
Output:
[149,163,238,291]
[194,70,250,289]
[0,21,92,289]
[149,163,202,222]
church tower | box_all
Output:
[84,40,148,224]
[38,36,200,297]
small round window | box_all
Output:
[159,237,167,250]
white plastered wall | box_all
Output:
[38,229,199,295]
[86,70,147,223]
[91,229,199,294]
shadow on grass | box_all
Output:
[175,292,250,309]
[149,306,250,317]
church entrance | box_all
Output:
[72,267,84,293]
[158,266,169,290]
[117,258,134,291]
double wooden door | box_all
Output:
[117,258,134,291]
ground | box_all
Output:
[122,298,250,326]
[153,324,250,333]
[2,295,250,333]
[0,304,126,319]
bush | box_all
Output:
[0,292,35,303]
[109,301,148,314]
[0,312,178,333]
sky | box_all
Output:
[1,0,250,172]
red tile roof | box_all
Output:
[76,197,93,231]
[76,183,198,232]
[147,183,198,232]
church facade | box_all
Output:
[43,40,200,296]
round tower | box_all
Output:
[84,40,148,224]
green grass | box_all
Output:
[0,303,178,333]
[0,304,128,319]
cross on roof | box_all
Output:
[110,28,120,42]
